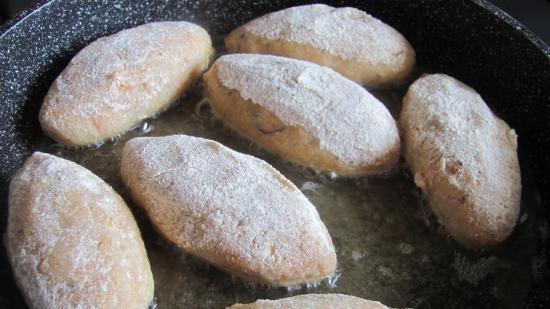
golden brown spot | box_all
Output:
[141,82,151,92]
[118,83,131,92]
[250,105,287,135]
[91,117,103,134]
[445,159,463,176]
[207,141,221,153]
[106,72,117,85]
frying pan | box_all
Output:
[1,0,549,308]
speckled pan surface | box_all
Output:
[0,0,549,308]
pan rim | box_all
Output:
[0,0,548,308]
[1,0,549,58]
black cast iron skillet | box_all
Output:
[1,0,549,308]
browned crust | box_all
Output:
[39,22,214,147]
[399,74,521,248]
[203,64,400,177]
[225,27,415,88]
[120,136,337,287]
[7,152,154,308]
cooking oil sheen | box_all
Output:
[38,75,545,309]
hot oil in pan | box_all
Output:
[38,72,546,309]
